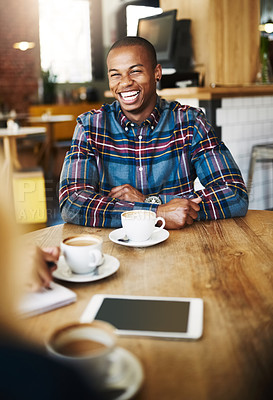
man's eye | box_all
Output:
[110,73,120,78]
[131,70,141,74]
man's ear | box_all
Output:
[155,63,162,82]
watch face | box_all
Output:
[145,196,162,205]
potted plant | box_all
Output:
[41,69,57,104]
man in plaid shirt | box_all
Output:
[59,37,248,229]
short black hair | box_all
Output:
[107,36,157,68]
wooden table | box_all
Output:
[22,210,273,400]
[28,114,74,176]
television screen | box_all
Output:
[137,9,177,67]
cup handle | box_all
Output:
[88,249,103,268]
[153,217,165,233]
[59,249,72,276]
[106,349,127,385]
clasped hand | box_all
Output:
[109,184,145,203]
[156,198,201,229]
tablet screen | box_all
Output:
[94,298,190,333]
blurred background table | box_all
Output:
[0,126,48,226]
[28,114,74,177]
[0,126,46,172]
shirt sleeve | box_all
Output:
[190,110,248,220]
[159,108,248,219]
[59,120,156,228]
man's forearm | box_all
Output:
[196,184,248,220]
[59,184,156,228]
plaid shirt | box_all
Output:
[59,97,248,228]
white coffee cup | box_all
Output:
[61,235,103,274]
[121,210,165,242]
[46,321,117,388]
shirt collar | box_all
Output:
[116,97,162,131]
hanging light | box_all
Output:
[259,19,273,34]
[13,41,35,51]
[264,19,273,34]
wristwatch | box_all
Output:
[144,195,162,205]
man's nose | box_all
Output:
[119,74,133,87]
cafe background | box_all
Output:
[0,0,272,231]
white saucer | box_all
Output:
[100,347,144,400]
[109,227,169,248]
[53,254,120,283]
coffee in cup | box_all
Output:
[46,321,116,388]
[121,210,165,242]
[61,235,103,274]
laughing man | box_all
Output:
[59,37,248,229]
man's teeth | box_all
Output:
[120,91,139,100]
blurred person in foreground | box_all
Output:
[0,167,98,399]
[59,36,248,229]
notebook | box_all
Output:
[18,282,77,317]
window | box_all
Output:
[126,5,162,36]
[39,0,92,83]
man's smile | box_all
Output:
[119,90,140,104]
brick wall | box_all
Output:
[0,0,40,113]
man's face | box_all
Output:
[107,45,161,121]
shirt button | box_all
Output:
[151,126,154,130]
[139,167,143,171]
[125,127,128,131]
[130,123,134,127]
[139,135,142,140]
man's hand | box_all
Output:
[25,246,60,292]
[109,184,145,203]
[157,197,202,229]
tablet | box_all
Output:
[81,294,204,340]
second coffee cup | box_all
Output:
[61,235,103,274]
[121,210,165,242]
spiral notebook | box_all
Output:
[18,282,77,317]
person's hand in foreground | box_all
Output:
[25,246,60,292]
